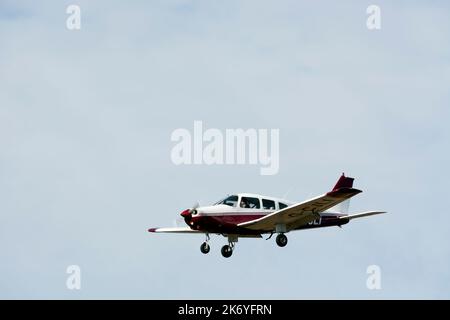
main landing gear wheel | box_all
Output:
[276,234,288,247]
[200,242,210,254]
[221,245,233,258]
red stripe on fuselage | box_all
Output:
[192,214,265,226]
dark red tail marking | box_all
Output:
[332,173,354,191]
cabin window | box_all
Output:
[217,195,238,207]
[262,199,275,210]
[279,202,288,209]
[240,197,261,209]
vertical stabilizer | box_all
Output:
[327,173,355,213]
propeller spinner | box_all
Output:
[180,202,199,224]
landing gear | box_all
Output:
[200,233,210,254]
[199,234,237,258]
[221,236,237,258]
[200,242,210,254]
[221,245,233,258]
[276,233,288,247]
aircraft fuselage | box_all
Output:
[184,204,349,236]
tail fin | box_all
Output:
[331,173,354,191]
[327,173,354,213]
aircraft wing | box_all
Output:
[148,227,202,234]
[238,174,362,232]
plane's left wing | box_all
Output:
[238,174,361,232]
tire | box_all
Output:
[276,234,288,247]
[200,242,210,254]
[221,245,233,258]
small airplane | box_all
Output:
[148,173,385,258]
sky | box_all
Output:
[0,0,449,299]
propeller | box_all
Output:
[190,202,199,215]
[180,202,200,225]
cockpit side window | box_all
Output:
[262,199,275,210]
[240,197,261,209]
[279,202,288,209]
[216,195,238,207]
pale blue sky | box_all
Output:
[1,0,449,299]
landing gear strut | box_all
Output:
[276,233,288,247]
[200,234,210,254]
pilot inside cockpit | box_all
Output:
[240,198,250,208]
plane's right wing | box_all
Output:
[148,227,202,234]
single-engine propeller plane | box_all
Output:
[148,173,385,258]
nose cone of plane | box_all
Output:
[180,209,191,218]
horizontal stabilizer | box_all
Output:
[340,211,386,220]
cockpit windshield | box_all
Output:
[214,195,238,207]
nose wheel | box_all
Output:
[200,234,211,254]
[200,242,210,254]
[276,233,288,247]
